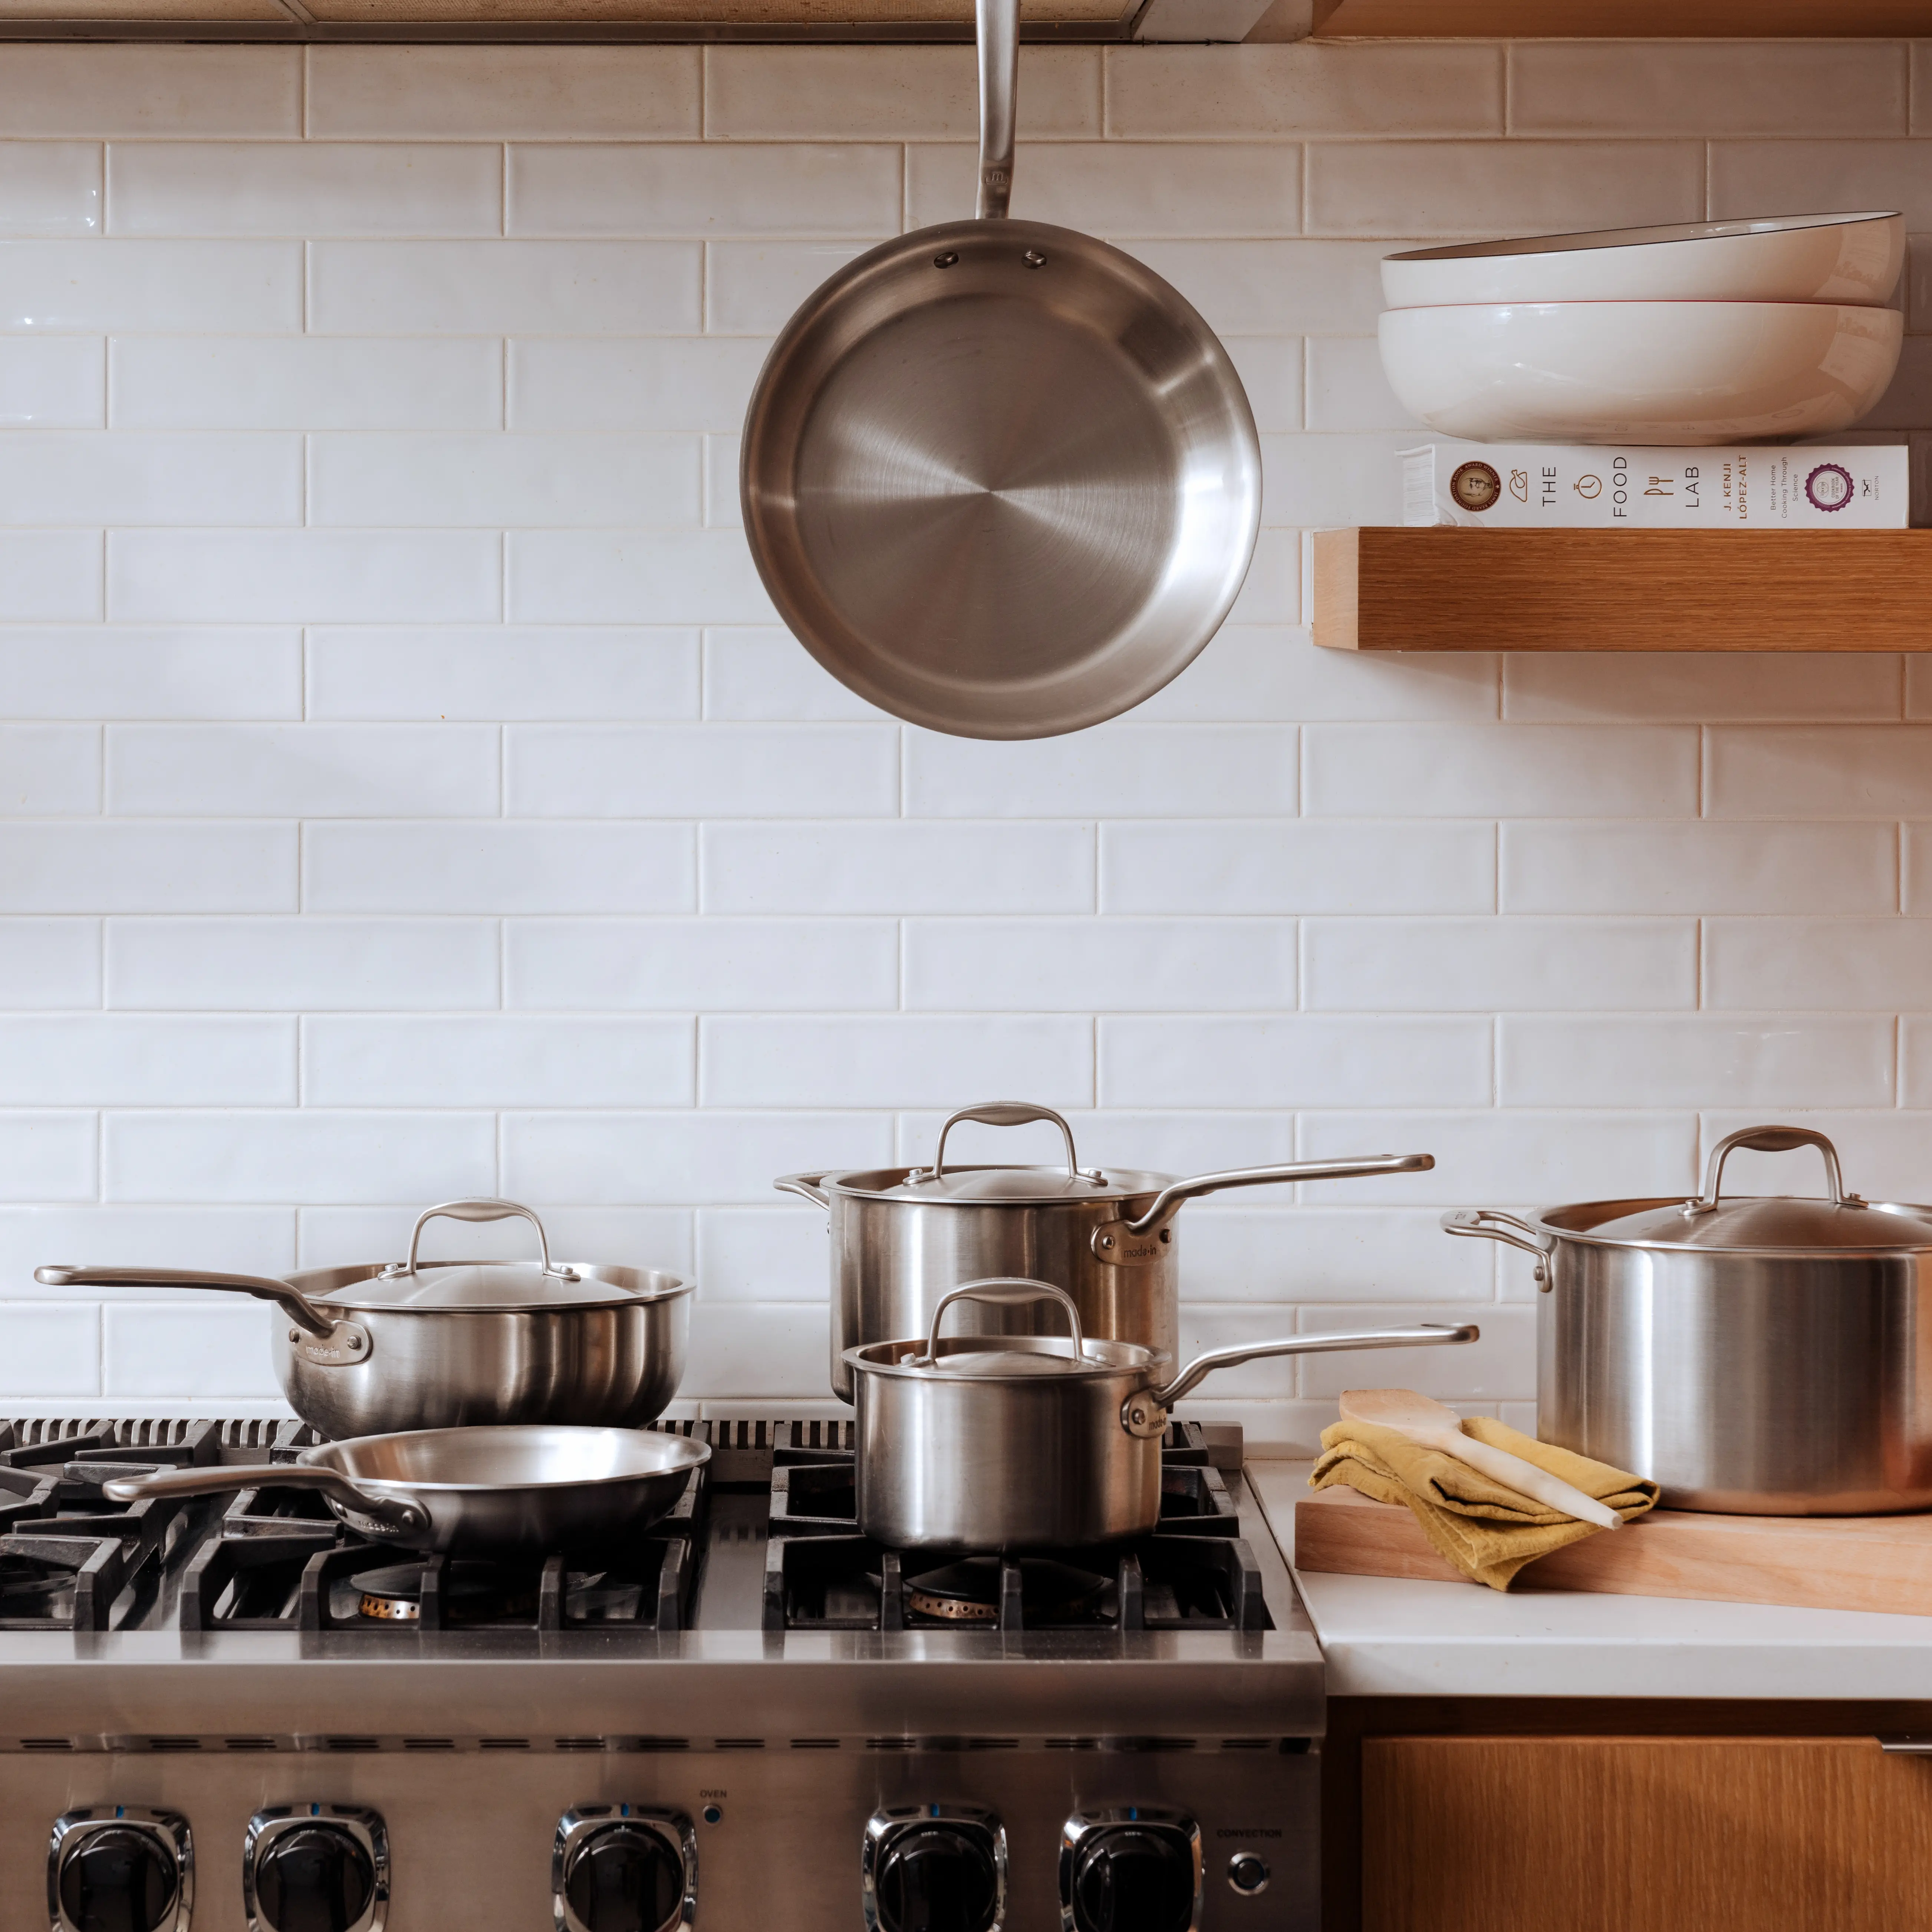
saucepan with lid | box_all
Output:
[846,1278,1477,1552]
[781,1101,1435,1402]
[38,1198,693,1439]
[102,1426,710,1557]
[1445,1126,1932,1514]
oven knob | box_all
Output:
[1226,1853,1271,1896]
[1067,1825,1198,1932]
[873,1826,1001,1932]
[563,1822,687,1932]
[254,1825,376,1932]
[55,1824,181,1932]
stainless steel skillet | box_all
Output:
[102,1426,710,1557]
[739,0,1261,741]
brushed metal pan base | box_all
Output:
[741,217,1261,741]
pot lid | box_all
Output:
[1557,1127,1932,1253]
[863,1162,1151,1204]
[861,1332,1156,1380]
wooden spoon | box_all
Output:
[1339,1388,1623,1531]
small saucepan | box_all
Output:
[103,1426,711,1558]
[845,1279,1477,1553]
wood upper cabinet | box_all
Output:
[1363,1736,1932,1932]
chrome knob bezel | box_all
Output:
[862,1805,1007,1932]
[1059,1808,1202,1932]
[244,1805,388,1932]
[553,1804,697,1932]
[49,1807,193,1932]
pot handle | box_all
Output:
[774,1173,832,1209]
[1126,1322,1479,1434]
[909,1103,1103,1187]
[32,1264,342,1340]
[1688,1126,1865,1215]
[915,1277,1086,1366]
[1441,1207,1555,1287]
[1111,1152,1436,1245]
[976,0,1017,220]
[384,1198,578,1282]
[102,1462,428,1536]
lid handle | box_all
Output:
[915,1277,1085,1367]
[908,1103,1103,1187]
[382,1198,579,1282]
[1686,1127,1866,1217]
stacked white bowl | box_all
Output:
[1377,212,1906,446]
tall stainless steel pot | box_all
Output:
[846,1279,1477,1552]
[779,1101,1434,1402]
[1445,1125,1932,1515]
[38,1199,693,1440]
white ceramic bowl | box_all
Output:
[1382,211,1904,310]
[1378,300,1903,446]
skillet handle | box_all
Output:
[33,1264,340,1340]
[1126,1322,1479,1434]
[976,0,1017,220]
[102,1463,427,1536]
[1113,1152,1435,1245]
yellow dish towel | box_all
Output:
[1308,1415,1660,1592]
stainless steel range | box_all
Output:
[0,1413,1320,1932]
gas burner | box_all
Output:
[342,1561,541,1626]
[904,1557,1108,1624]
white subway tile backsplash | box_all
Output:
[506,530,773,624]
[904,917,1293,1012]
[1306,141,1704,238]
[0,1015,293,1107]
[295,1202,691,1271]
[1220,338,1301,434]
[1502,1014,1898,1109]
[1707,726,1932,818]
[111,337,503,430]
[0,919,97,1007]
[508,337,768,433]
[906,725,1295,818]
[0,1303,99,1396]
[1163,631,1499,725]
[0,1113,100,1202]
[108,143,502,238]
[701,820,1093,915]
[0,533,100,621]
[0,823,292,913]
[102,1302,280,1399]
[1303,336,1413,434]
[701,629,886,721]
[1099,1016,1492,1108]
[307,628,699,721]
[502,1108,892,1204]
[302,1015,693,1107]
[1122,238,1393,335]
[0,629,298,720]
[904,142,1299,237]
[0,433,298,526]
[1305,724,1698,818]
[1181,1205,1493,1304]
[1304,916,1696,1011]
[309,434,700,529]
[106,1109,496,1203]
[695,1207,828,1302]
[1703,916,1932,1010]
[1261,432,1412,527]
[1105,42,1503,137]
[700,1016,1093,1108]
[1503,820,1899,915]
[506,917,897,1011]
[508,724,895,818]
[0,1205,293,1291]
[0,338,103,427]
[109,532,501,625]
[108,723,499,818]
[0,241,300,332]
[704,240,879,333]
[684,1299,831,1401]
[305,48,700,141]
[304,822,691,916]
[1100,820,1494,914]
[1504,652,1905,723]
[511,143,901,238]
[107,916,498,1011]
[309,241,701,335]
[1711,140,1932,231]
[0,49,297,139]
[0,724,97,816]
[1294,1302,1534,1402]
[0,144,99,238]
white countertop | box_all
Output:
[1249,1461,1932,1701]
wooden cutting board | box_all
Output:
[1293,1484,1932,1616]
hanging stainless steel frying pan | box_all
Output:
[738,0,1261,741]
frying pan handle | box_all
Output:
[32,1264,341,1340]
[1687,1126,1864,1215]
[976,0,1017,219]
[1115,1152,1435,1243]
[102,1463,428,1536]
[1129,1323,1479,1430]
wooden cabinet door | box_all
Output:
[1363,1736,1932,1932]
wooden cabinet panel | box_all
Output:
[1363,1736,1932,1932]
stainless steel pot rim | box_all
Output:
[297,1425,711,1493]
[844,1334,1165,1382]
[1520,1197,1932,1257]
[300,1265,696,1314]
[815,1164,1169,1207]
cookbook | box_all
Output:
[1402,441,1909,529]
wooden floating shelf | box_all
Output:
[1311,526,1932,654]
[1309,0,1932,35]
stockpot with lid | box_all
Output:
[1445,1125,1932,1515]
[780,1101,1435,1402]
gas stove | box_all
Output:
[0,1414,1320,1932]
